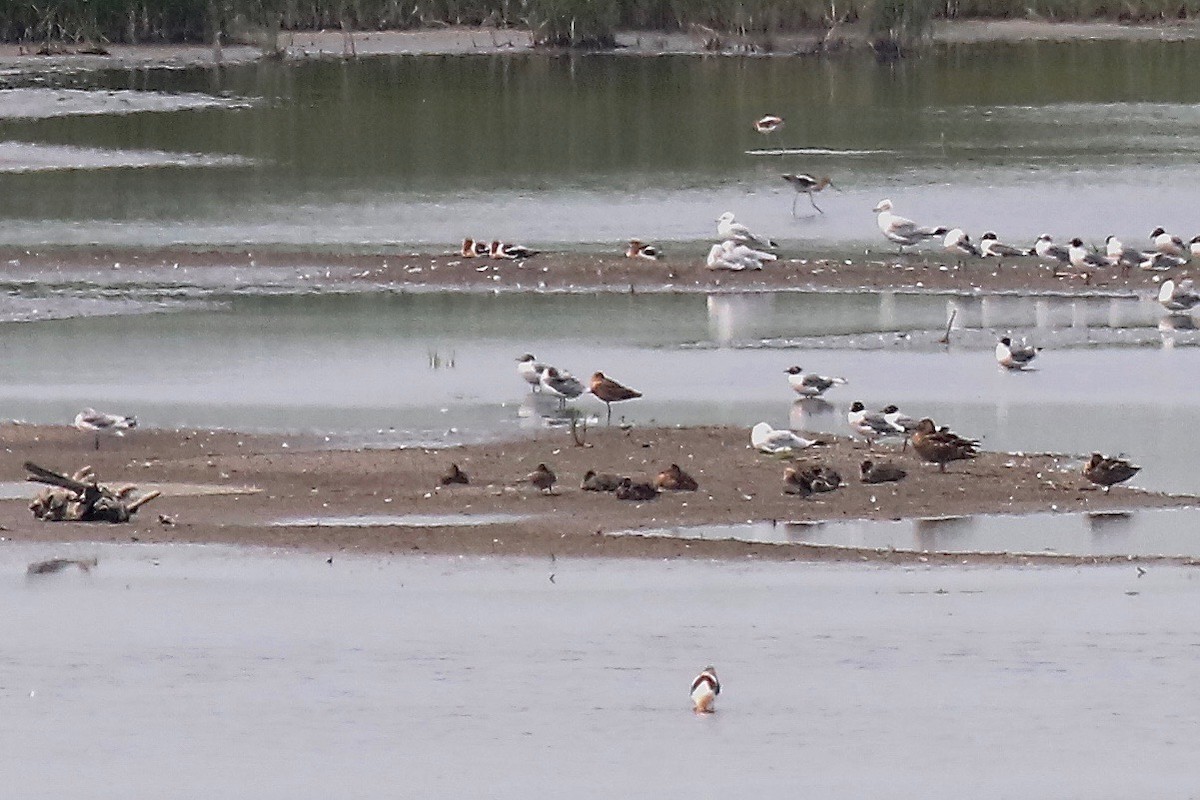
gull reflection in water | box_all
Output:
[517,392,589,429]
[789,398,835,430]
[1087,511,1133,535]
[706,293,776,346]
[913,515,973,552]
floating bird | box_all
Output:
[782,466,813,497]
[26,557,98,576]
[526,463,557,494]
[995,336,1040,370]
[720,239,777,270]
[860,459,907,484]
[626,239,661,260]
[754,115,784,133]
[911,418,979,473]
[516,353,548,391]
[1068,238,1108,271]
[1151,227,1186,258]
[980,232,1030,258]
[943,228,981,259]
[1033,234,1071,265]
[1158,277,1200,313]
[460,237,489,258]
[590,371,641,423]
[490,240,538,260]
[690,666,721,713]
[655,463,698,491]
[717,212,777,249]
[881,404,919,450]
[615,477,658,501]
[872,199,947,252]
[781,173,835,215]
[1104,235,1143,273]
[74,408,137,450]
[539,367,585,408]
[1082,452,1140,492]
[751,422,821,454]
[784,366,847,398]
[439,463,469,486]
[847,401,896,444]
[581,470,624,492]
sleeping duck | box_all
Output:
[1082,453,1140,492]
[911,419,979,473]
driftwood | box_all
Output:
[26,462,160,523]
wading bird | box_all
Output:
[781,173,835,215]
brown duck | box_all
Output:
[1082,453,1140,492]
[581,470,624,492]
[655,463,699,491]
[615,477,658,501]
[860,459,906,484]
[526,463,557,494]
[439,463,469,486]
[807,465,841,493]
[590,372,642,424]
[911,418,979,473]
[783,466,813,497]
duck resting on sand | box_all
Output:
[1082,453,1140,492]
[911,418,979,473]
[655,463,699,491]
[860,459,907,484]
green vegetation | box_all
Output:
[2,0,1199,48]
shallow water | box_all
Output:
[629,507,1200,558]
[5,42,1200,247]
[273,512,533,527]
[3,545,1198,797]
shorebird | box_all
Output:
[860,459,907,484]
[74,408,137,450]
[581,470,624,492]
[1151,227,1186,258]
[911,418,979,473]
[872,199,947,252]
[1033,234,1071,265]
[754,115,784,133]
[782,466,813,497]
[751,422,820,454]
[720,239,777,270]
[847,401,896,444]
[690,666,721,712]
[526,463,557,494]
[1158,277,1200,313]
[614,477,658,501]
[626,239,661,260]
[1082,452,1140,492]
[943,228,981,259]
[460,237,489,258]
[516,353,548,391]
[996,336,1040,369]
[980,232,1030,258]
[655,463,699,491]
[490,240,538,260]
[439,463,469,486]
[1104,235,1142,273]
[717,212,777,249]
[784,366,847,398]
[781,173,835,215]
[881,404,919,450]
[590,371,642,423]
[1068,238,1107,271]
[539,367,585,408]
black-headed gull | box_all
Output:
[847,401,895,443]
[1104,235,1142,272]
[995,336,1040,369]
[1158,277,1200,313]
[784,366,846,397]
[1033,234,1070,265]
[516,354,548,390]
[1151,227,1186,257]
[539,366,585,407]
[944,228,981,259]
[717,212,777,249]
[872,199,947,251]
[1068,238,1107,270]
[980,232,1029,258]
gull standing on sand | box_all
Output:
[995,336,1040,369]
[516,354,548,391]
[717,212,777,249]
[980,232,1030,258]
[1068,238,1108,272]
[943,228,981,259]
[882,404,919,450]
[691,666,721,712]
[539,366,585,408]
[754,115,784,133]
[781,174,835,215]
[872,199,947,252]
[751,422,820,454]
[74,408,137,450]
[1104,235,1142,272]
[1190,236,1200,258]
[784,366,847,398]
[1033,234,1071,265]
[847,401,896,444]
[1158,277,1200,313]
[1151,227,1187,258]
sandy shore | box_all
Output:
[0,244,1175,296]
[2,422,1194,565]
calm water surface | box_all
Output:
[4,545,1198,797]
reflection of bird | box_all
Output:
[751,422,820,454]
[74,408,137,450]
[625,239,661,260]
[980,232,1030,258]
[526,463,557,494]
[784,366,846,397]
[581,470,623,492]
[781,173,834,215]
[873,199,947,252]
[615,477,658,501]
[516,353,548,391]
[717,212,777,249]
[540,367,585,408]
[590,372,642,423]
[439,463,469,486]
[690,666,721,713]
[1150,227,1186,257]
[1033,234,1071,265]
[754,115,784,133]
[655,463,699,491]
[782,466,813,497]
[996,336,1040,370]
[912,419,979,473]
[1158,277,1200,313]
[1083,452,1140,492]
[860,459,907,484]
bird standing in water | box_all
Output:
[589,372,642,424]
[781,174,836,215]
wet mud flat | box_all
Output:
[1,423,1192,564]
[0,245,1175,296]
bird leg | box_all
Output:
[809,193,822,214]
[791,194,798,217]
[94,434,100,451]
[605,402,612,425]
